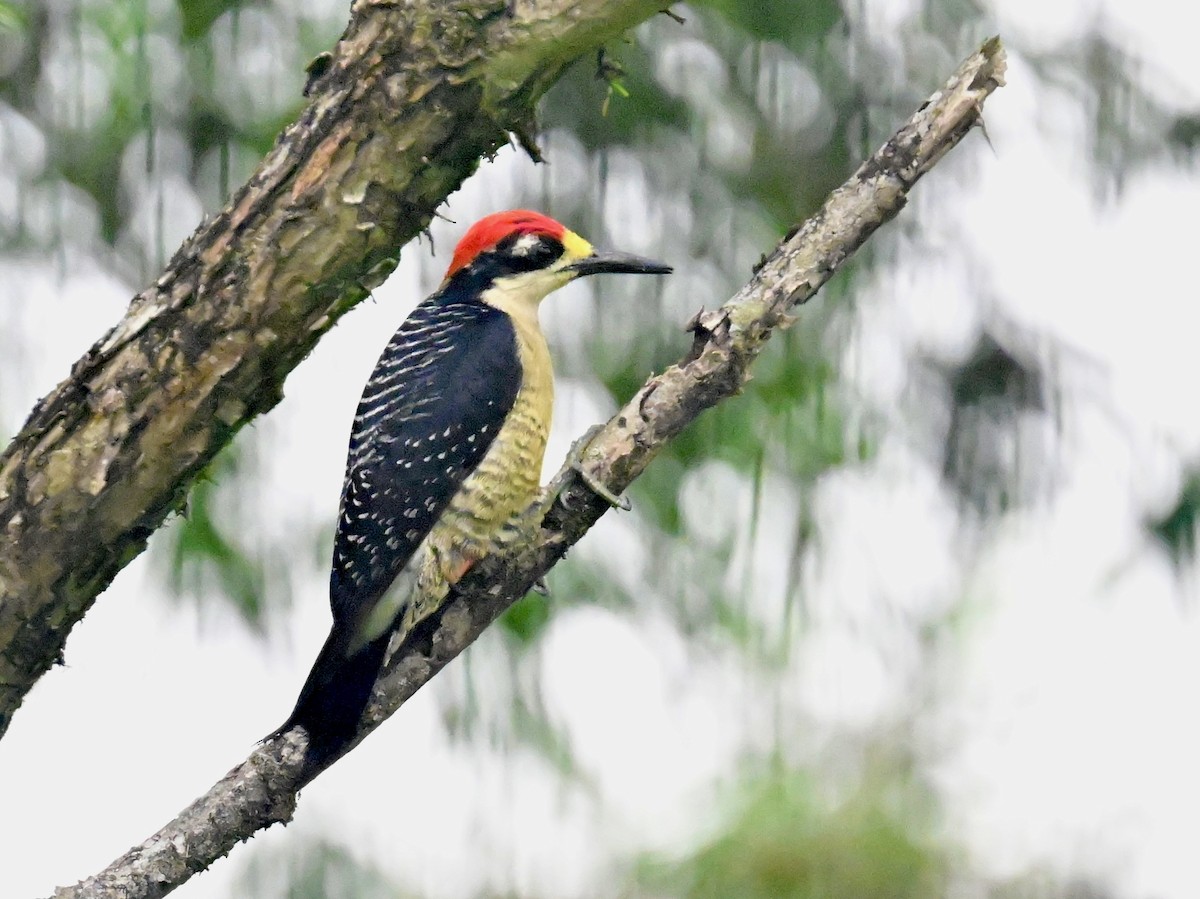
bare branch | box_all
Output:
[0,0,669,742]
[50,37,1006,899]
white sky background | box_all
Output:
[2,0,1200,896]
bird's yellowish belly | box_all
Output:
[423,309,553,586]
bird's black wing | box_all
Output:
[271,295,522,768]
[329,296,522,627]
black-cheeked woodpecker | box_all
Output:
[273,210,671,775]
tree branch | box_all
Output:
[50,37,1006,899]
[0,0,671,741]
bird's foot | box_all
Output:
[565,424,631,512]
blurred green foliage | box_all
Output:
[160,446,270,626]
[703,0,841,43]
[1027,33,1200,193]
[499,591,554,645]
[0,2,24,32]
[1148,472,1200,569]
[635,768,946,899]
[939,332,1055,515]
[237,838,415,899]
[177,0,243,41]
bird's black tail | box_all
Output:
[268,628,390,779]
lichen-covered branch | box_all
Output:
[51,38,1006,899]
[0,0,669,742]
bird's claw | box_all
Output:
[568,459,632,511]
[531,577,550,596]
[565,424,631,512]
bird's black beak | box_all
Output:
[566,250,672,278]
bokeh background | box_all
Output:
[2,0,1199,896]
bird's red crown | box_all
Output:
[445,210,568,279]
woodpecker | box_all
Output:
[274,210,671,772]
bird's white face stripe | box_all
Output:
[510,233,541,256]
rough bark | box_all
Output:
[0,0,669,741]
[50,37,1007,899]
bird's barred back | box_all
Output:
[329,296,523,628]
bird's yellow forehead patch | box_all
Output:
[561,229,594,261]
